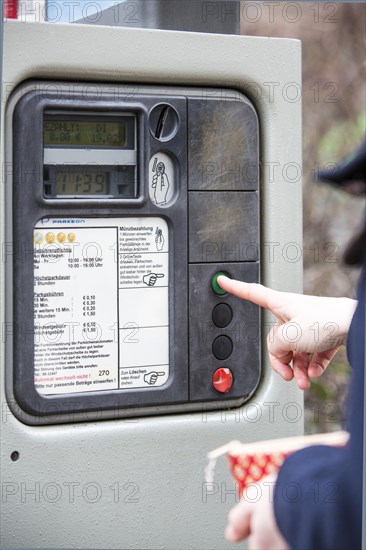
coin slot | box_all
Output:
[155,106,170,140]
[149,104,179,142]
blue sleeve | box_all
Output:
[274,268,365,550]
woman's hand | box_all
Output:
[218,276,357,389]
[225,476,289,549]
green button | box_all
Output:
[211,271,229,295]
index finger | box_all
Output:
[217,276,280,312]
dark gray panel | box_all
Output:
[189,191,259,263]
[189,262,260,402]
[9,81,260,423]
[188,97,259,191]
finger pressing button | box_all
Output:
[211,271,230,295]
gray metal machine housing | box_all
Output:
[1,20,303,549]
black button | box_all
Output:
[212,303,233,328]
[212,335,233,360]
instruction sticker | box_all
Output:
[33,217,169,395]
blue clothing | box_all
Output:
[274,268,365,549]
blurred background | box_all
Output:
[241,1,366,433]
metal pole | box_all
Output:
[0,0,3,138]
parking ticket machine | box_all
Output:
[10,82,260,422]
[1,18,303,550]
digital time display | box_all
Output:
[44,119,126,147]
[55,171,109,195]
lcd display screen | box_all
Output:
[55,171,109,195]
[44,119,126,147]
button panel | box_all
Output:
[189,262,260,402]
[187,91,259,407]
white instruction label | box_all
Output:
[33,217,169,395]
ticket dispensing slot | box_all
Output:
[9,82,260,423]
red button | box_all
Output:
[212,368,233,393]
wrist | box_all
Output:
[338,298,357,344]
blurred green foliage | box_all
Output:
[319,112,366,163]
